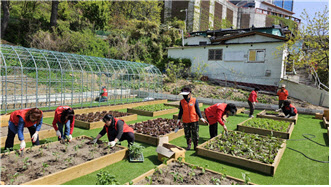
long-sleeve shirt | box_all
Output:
[178,98,203,120]
[277,89,288,100]
[204,103,227,126]
[52,106,75,134]
[99,120,124,140]
[248,90,258,102]
[9,116,43,141]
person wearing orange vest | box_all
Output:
[52,106,75,142]
[281,100,297,118]
[90,114,135,147]
[99,86,108,102]
[277,84,288,109]
[204,103,237,139]
[177,87,207,150]
[248,88,260,118]
[5,108,43,151]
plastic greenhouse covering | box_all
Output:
[0,44,163,113]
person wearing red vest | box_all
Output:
[5,108,43,151]
[281,100,297,118]
[177,87,207,150]
[99,86,108,102]
[204,103,237,139]
[90,114,135,147]
[248,88,260,118]
[52,106,75,142]
[277,84,289,109]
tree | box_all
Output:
[1,1,10,38]
[280,6,329,87]
[50,0,59,29]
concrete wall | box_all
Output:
[168,37,286,87]
[280,79,329,107]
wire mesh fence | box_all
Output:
[0,45,163,113]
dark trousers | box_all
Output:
[248,101,255,116]
[284,110,296,117]
[183,121,199,144]
[108,128,135,147]
[279,100,285,109]
[5,126,40,150]
[209,123,218,139]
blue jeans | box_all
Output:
[57,120,71,140]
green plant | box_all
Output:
[211,177,221,185]
[52,151,60,161]
[42,162,49,175]
[133,104,174,112]
[22,157,30,170]
[145,176,153,185]
[96,171,120,185]
[242,172,251,185]
[161,157,169,165]
[10,172,20,184]
[201,164,208,174]
[128,143,145,159]
[170,172,183,183]
[64,157,73,166]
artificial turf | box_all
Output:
[1,105,329,185]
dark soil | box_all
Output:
[0,124,53,137]
[135,161,245,185]
[129,118,183,136]
[75,110,133,122]
[0,137,123,185]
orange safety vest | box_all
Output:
[284,104,297,114]
[10,108,43,128]
[277,89,288,100]
[101,88,108,97]
[204,103,227,125]
[180,97,199,123]
[105,118,134,140]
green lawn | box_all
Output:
[2,105,329,185]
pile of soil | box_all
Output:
[135,161,245,185]
[129,118,183,136]
[163,79,327,110]
[0,137,123,185]
[75,110,133,122]
[0,124,53,137]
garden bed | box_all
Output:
[128,118,184,146]
[237,118,294,139]
[127,159,253,185]
[323,117,329,129]
[196,131,286,176]
[127,104,178,117]
[0,136,127,185]
[1,123,54,147]
[164,101,203,108]
[257,110,298,124]
[173,112,207,126]
[74,110,137,129]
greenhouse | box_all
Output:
[0,44,163,113]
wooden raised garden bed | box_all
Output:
[128,118,184,146]
[257,110,298,124]
[0,99,167,127]
[0,136,127,185]
[164,101,203,108]
[323,117,329,129]
[127,104,178,117]
[126,159,254,185]
[196,131,286,176]
[74,110,137,129]
[237,118,294,139]
[0,123,55,148]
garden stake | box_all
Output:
[20,149,24,158]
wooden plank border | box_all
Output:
[134,129,185,146]
[323,117,329,129]
[74,114,138,130]
[236,118,295,139]
[196,132,286,176]
[257,110,298,124]
[1,136,128,185]
[127,107,178,117]
[125,158,255,185]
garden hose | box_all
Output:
[287,134,329,163]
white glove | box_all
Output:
[31,132,38,143]
[91,138,98,144]
[253,102,256,105]
[276,109,282,112]
[68,134,72,142]
[108,141,116,147]
[20,140,26,150]
[177,119,181,126]
[223,125,228,132]
[285,115,290,118]
[201,118,207,123]
[56,130,61,138]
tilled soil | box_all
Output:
[0,123,54,137]
[75,110,133,122]
[129,118,183,136]
[0,137,123,185]
[135,161,245,185]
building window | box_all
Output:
[208,49,223,60]
[248,49,265,63]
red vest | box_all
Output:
[284,104,297,114]
[248,90,258,102]
[101,88,108,97]
[204,103,227,125]
[105,118,134,140]
[180,97,199,123]
[54,106,72,124]
[10,109,43,127]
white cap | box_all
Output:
[179,91,190,95]
[281,84,286,88]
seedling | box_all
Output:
[42,162,49,175]
[241,172,251,185]
[177,157,184,166]
[161,157,169,165]
[38,147,44,156]
[145,176,153,185]
[129,181,133,185]
[96,171,120,185]
[9,172,20,184]
[211,177,221,185]
[188,165,197,179]
[154,166,163,179]
[22,157,30,170]
[52,151,60,161]
[128,143,145,160]
[64,157,73,167]
[5,148,11,155]
[170,172,183,183]
[201,164,208,174]
[64,143,69,152]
